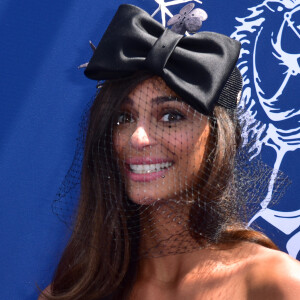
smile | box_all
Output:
[130,162,173,174]
[124,158,174,182]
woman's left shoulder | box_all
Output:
[244,243,300,299]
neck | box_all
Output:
[138,199,202,257]
[136,199,208,284]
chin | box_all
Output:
[129,197,159,206]
[127,191,163,206]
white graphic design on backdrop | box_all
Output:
[231,0,300,257]
[151,0,203,26]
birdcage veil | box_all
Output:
[52,4,290,260]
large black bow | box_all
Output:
[84,4,241,115]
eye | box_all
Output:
[116,112,135,125]
[160,110,185,122]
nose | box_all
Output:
[130,125,155,150]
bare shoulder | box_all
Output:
[38,285,51,300]
[244,244,300,299]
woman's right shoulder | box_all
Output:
[38,285,52,300]
[245,244,300,299]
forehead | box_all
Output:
[128,76,178,100]
[123,77,201,119]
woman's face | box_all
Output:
[113,77,210,205]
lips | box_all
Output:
[124,158,173,182]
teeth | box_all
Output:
[130,162,172,174]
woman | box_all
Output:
[40,4,300,300]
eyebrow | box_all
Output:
[123,96,181,105]
[154,96,181,104]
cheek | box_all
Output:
[113,128,129,159]
[169,130,206,156]
[113,133,121,154]
[169,126,209,173]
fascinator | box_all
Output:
[84,4,242,115]
[53,3,290,260]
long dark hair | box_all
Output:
[46,72,277,300]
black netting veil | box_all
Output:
[52,70,290,259]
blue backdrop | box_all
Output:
[0,0,299,299]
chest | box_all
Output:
[130,273,248,300]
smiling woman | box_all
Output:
[114,76,209,205]
[39,3,300,300]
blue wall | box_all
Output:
[0,1,299,299]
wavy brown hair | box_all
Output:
[42,72,278,300]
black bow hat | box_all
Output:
[84,4,242,115]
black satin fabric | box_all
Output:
[84,4,241,115]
